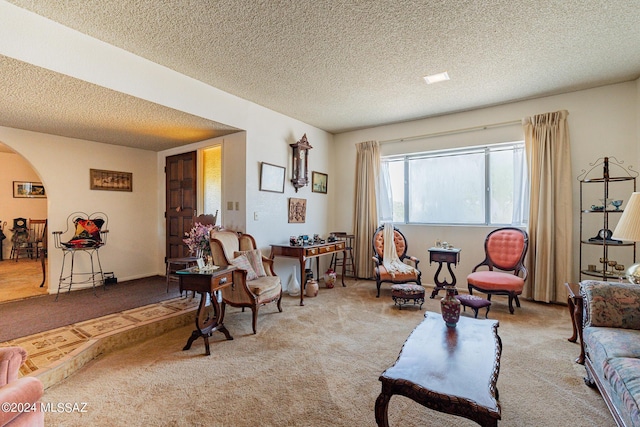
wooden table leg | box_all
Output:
[567,295,578,343]
[374,392,390,427]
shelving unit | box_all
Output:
[578,157,637,281]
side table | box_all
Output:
[177,266,235,355]
[565,282,585,364]
[428,247,461,299]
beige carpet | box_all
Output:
[42,280,613,427]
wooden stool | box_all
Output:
[456,294,491,318]
[391,284,425,310]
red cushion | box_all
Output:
[467,271,524,292]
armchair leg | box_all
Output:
[376,280,381,298]
[508,295,515,314]
[251,307,258,334]
[277,292,283,313]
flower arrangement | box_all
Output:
[183,222,216,257]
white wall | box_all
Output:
[0,127,158,289]
[0,3,334,294]
[333,81,640,302]
[0,151,47,260]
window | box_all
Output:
[382,142,528,226]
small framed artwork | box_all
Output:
[90,169,133,192]
[13,181,46,198]
[260,162,286,193]
[312,171,328,194]
[288,198,307,223]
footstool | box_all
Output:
[391,284,425,310]
[455,294,491,318]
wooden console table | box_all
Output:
[375,312,502,427]
[270,241,346,306]
[176,266,235,355]
[428,247,461,298]
[565,282,585,364]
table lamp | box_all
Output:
[612,192,640,283]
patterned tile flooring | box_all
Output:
[1,297,199,387]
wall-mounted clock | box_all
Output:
[290,134,312,192]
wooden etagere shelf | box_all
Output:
[578,157,637,281]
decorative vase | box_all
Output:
[323,269,337,288]
[306,279,319,297]
[441,286,461,328]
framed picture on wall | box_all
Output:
[13,181,46,198]
[259,162,285,193]
[90,169,133,192]
[312,171,328,194]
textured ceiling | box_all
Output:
[0,55,239,151]
[2,0,640,151]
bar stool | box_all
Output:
[329,232,356,277]
[52,212,109,300]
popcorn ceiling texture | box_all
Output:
[2,0,640,150]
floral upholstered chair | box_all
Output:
[210,231,282,334]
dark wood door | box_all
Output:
[166,151,197,260]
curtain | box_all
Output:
[353,141,380,279]
[522,110,572,303]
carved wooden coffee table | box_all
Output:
[375,312,502,426]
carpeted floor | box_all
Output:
[0,276,181,342]
[41,279,614,427]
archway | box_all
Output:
[0,143,48,302]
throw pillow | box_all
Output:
[234,249,267,277]
[230,254,258,281]
[64,218,105,248]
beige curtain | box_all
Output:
[353,141,380,279]
[523,110,573,303]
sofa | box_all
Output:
[581,280,640,427]
[0,347,44,427]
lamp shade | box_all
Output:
[612,192,640,242]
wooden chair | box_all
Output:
[371,224,422,298]
[209,230,282,334]
[28,218,47,260]
[9,217,29,261]
[467,227,529,314]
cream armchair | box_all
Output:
[210,231,282,334]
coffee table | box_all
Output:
[375,312,502,426]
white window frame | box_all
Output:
[381,142,528,226]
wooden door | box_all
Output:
[166,151,197,260]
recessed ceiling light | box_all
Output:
[423,72,450,84]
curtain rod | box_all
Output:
[379,119,522,145]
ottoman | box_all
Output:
[391,284,425,310]
[456,294,491,318]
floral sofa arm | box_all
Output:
[581,280,640,330]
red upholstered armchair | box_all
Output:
[467,227,529,314]
[372,225,422,298]
[0,347,44,427]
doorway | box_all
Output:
[0,147,48,302]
